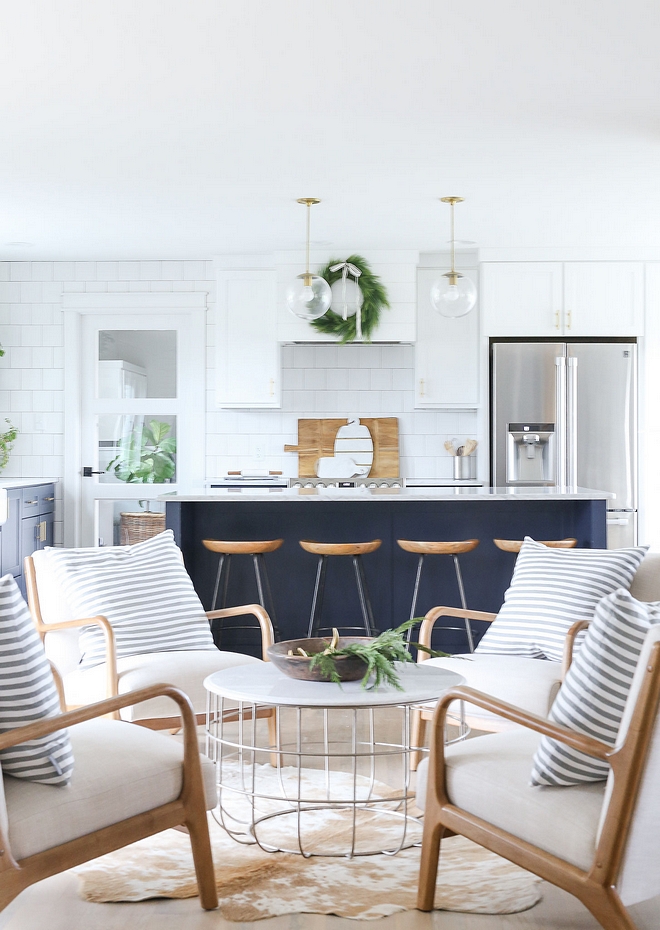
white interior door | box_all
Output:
[64,296,205,547]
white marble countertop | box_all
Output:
[0,478,59,489]
[160,485,615,503]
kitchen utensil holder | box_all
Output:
[453,456,474,480]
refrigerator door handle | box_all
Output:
[555,357,566,487]
[567,357,578,490]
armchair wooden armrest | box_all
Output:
[417,607,497,659]
[205,603,274,658]
[429,685,611,763]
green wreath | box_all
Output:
[310,254,389,343]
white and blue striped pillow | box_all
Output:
[46,530,215,669]
[0,574,74,785]
[476,538,648,661]
[531,588,660,786]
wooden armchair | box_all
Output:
[25,551,275,730]
[410,552,660,766]
[0,683,217,912]
[416,625,660,930]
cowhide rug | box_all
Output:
[75,764,542,920]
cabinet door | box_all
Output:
[1,490,21,578]
[563,262,644,336]
[22,515,40,563]
[481,262,563,336]
[415,268,480,407]
[216,268,280,408]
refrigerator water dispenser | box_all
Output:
[506,422,555,485]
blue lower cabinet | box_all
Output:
[0,483,56,597]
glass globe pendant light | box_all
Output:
[430,196,476,318]
[286,198,332,321]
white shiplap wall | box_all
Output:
[0,259,479,542]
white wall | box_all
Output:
[0,259,479,544]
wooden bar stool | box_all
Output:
[396,539,480,652]
[202,539,283,641]
[493,537,577,553]
[299,540,381,639]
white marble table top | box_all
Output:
[204,661,465,707]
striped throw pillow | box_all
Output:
[531,588,660,786]
[0,574,74,785]
[46,530,215,669]
[476,537,648,661]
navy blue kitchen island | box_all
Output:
[162,486,610,654]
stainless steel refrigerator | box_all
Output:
[490,340,637,548]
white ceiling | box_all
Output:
[1,0,660,260]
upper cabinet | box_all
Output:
[216,264,280,408]
[482,262,644,337]
[415,267,480,407]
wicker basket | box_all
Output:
[119,511,166,545]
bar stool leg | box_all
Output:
[353,555,377,637]
[211,554,231,611]
[406,554,426,644]
[255,553,281,641]
[453,554,475,653]
[307,555,328,638]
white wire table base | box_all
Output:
[206,695,465,859]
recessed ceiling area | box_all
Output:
[1,1,659,259]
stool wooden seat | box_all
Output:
[202,539,284,556]
[202,538,283,642]
[397,539,479,556]
[299,540,382,557]
[493,538,577,553]
[299,539,382,638]
[396,538,480,652]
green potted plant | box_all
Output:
[105,419,175,544]
[105,419,176,484]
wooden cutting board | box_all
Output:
[284,418,399,477]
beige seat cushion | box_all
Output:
[416,729,605,871]
[63,649,263,720]
[420,655,562,729]
[3,718,216,861]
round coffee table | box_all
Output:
[204,662,465,858]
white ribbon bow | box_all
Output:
[330,261,363,339]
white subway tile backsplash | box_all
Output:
[348,369,370,391]
[21,369,42,390]
[0,260,478,492]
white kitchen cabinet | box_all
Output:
[563,262,644,336]
[216,267,280,408]
[414,268,480,407]
[481,262,564,336]
[481,261,644,337]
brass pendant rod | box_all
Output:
[306,200,311,275]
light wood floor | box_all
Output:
[1,715,658,929]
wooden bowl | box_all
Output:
[267,637,372,682]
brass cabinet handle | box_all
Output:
[44,496,55,502]
[25,499,38,506]
[554,311,560,330]
[35,520,47,543]
[419,378,425,397]
[269,378,275,397]
[566,310,572,330]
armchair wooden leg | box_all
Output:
[582,887,638,930]
[417,818,445,912]
[410,708,428,771]
[185,803,218,910]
